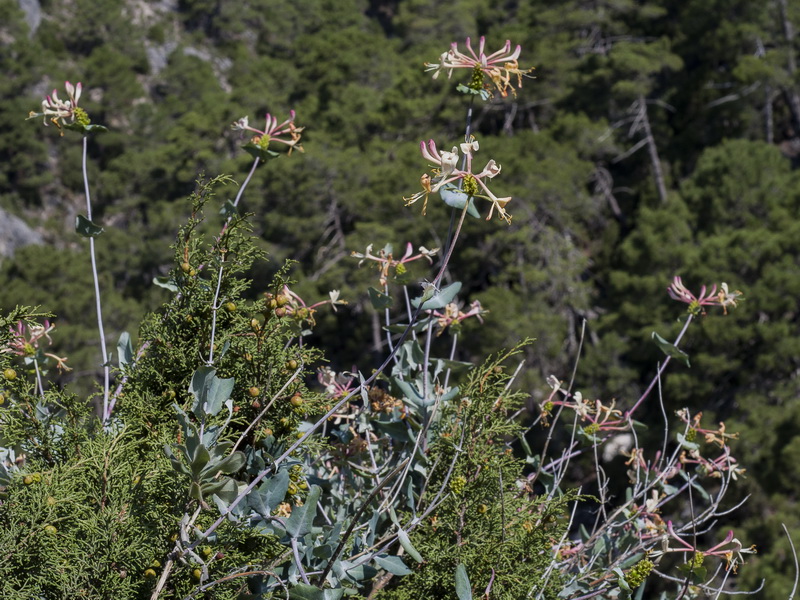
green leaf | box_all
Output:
[219,199,238,219]
[243,143,280,161]
[288,584,343,600]
[63,122,108,134]
[190,444,211,478]
[455,564,472,600]
[164,445,190,476]
[411,281,462,310]
[209,450,245,476]
[286,485,321,538]
[397,528,423,563]
[189,367,235,417]
[368,287,393,309]
[651,332,690,367]
[374,554,413,576]
[117,331,133,368]
[75,214,104,238]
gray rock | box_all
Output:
[0,207,44,258]
[18,0,41,37]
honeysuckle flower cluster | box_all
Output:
[651,521,756,573]
[428,300,487,335]
[425,36,534,98]
[3,320,71,372]
[27,81,90,133]
[668,276,743,316]
[403,137,513,223]
[231,110,304,155]
[317,366,357,400]
[267,284,347,326]
[539,381,628,434]
[351,242,439,287]
[672,409,745,479]
[676,409,739,449]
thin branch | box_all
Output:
[784,523,799,600]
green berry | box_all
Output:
[286,359,298,370]
[224,302,236,312]
[248,386,260,398]
[200,545,212,558]
[3,368,16,381]
[190,568,202,581]
[144,568,157,579]
[290,394,303,408]
[180,262,191,273]
[43,525,57,535]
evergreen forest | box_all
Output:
[2,0,800,597]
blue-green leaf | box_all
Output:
[248,469,290,517]
[439,185,480,218]
[117,332,133,368]
[397,528,423,563]
[411,282,462,310]
[455,564,473,600]
[153,276,179,292]
[374,554,413,576]
[189,367,235,417]
[286,485,321,538]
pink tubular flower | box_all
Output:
[351,242,439,287]
[231,110,304,155]
[317,366,356,399]
[429,300,487,335]
[424,36,533,97]
[656,521,756,573]
[403,137,513,223]
[28,81,89,132]
[3,320,71,372]
[667,276,743,316]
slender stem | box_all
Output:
[33,359,44,399]
[626,314,694,417]
[207,157,260,366]
[206,258,226,366]
[291,538,310,585]
[234,157,260,208]
[442,97,476,272]
[785,523,800,600]
[82,136,111,423]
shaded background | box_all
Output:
[2,0,800,595]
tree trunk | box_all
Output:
[638,95,668,204]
